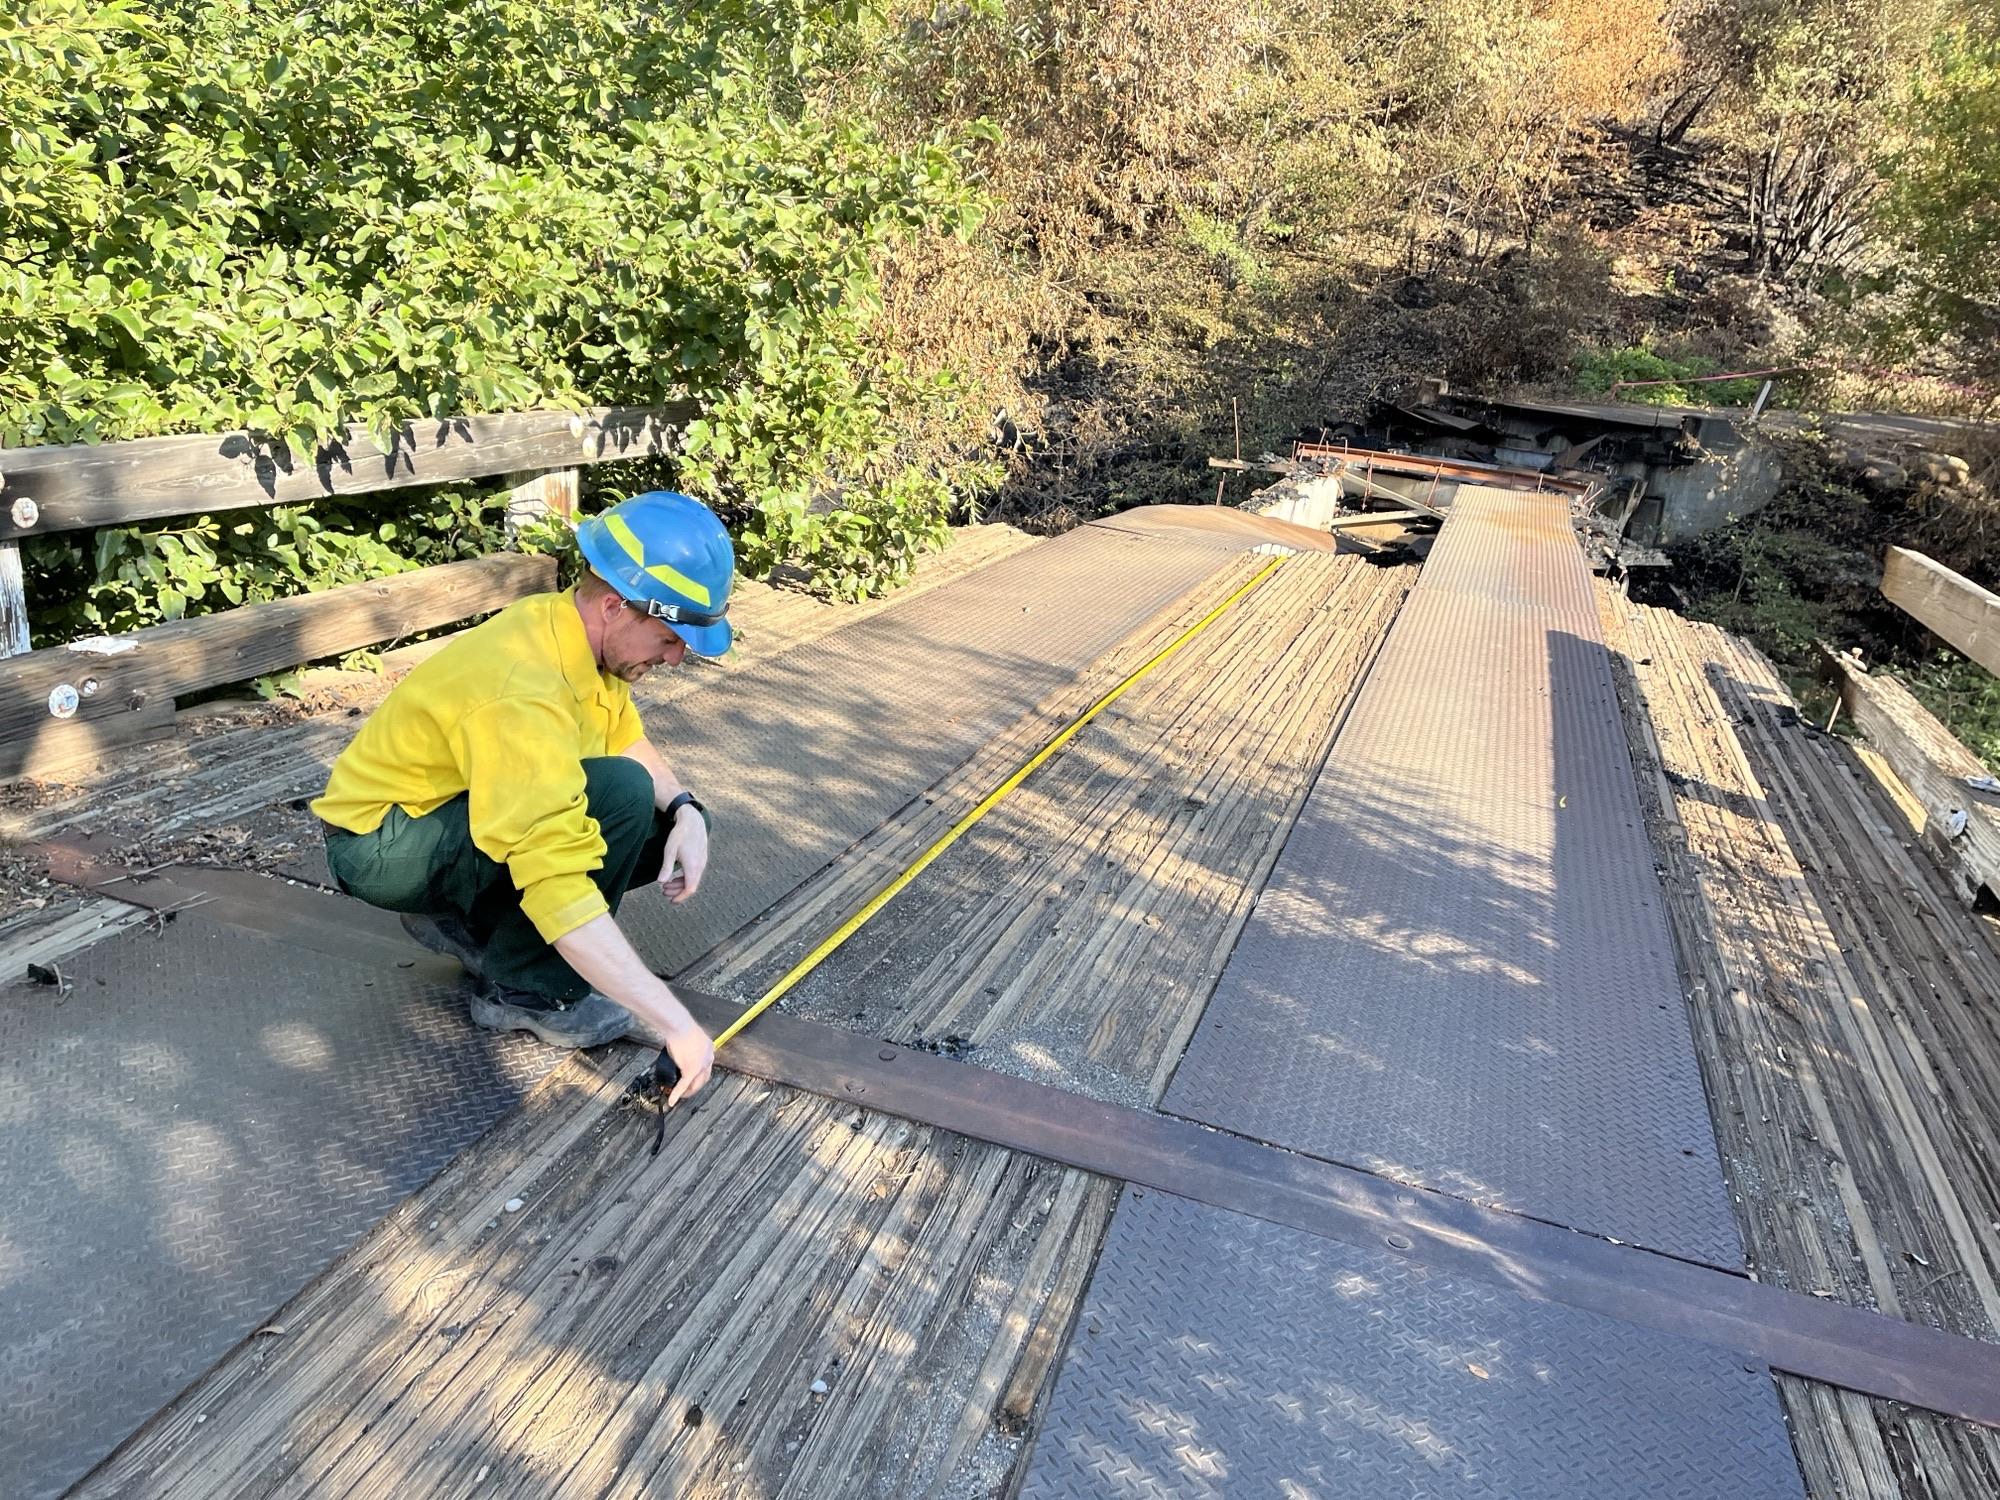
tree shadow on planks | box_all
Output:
[42,622,1769,1500]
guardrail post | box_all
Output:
[0,543,27,658]
[506,467,581,537]
[1,443,27,657]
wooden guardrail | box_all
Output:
[0,402,694,780]
[1822,646,2000,909]
[1816,546,2000,909]
[1880,546,2000,679]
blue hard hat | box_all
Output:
[575,492,735,657]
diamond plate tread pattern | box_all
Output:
[1019,1190,1803,1500]
[1415,485,1598,613]
[2,515,1253,1500]
[0,912,564,1500]
[619,520,1245,976]
[1325,587,1642,823]
[1165,488,1743,1268]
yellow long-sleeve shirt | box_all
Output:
[312,589,646,943]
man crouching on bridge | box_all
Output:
[311,492,728,1104]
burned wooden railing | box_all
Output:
[0,403,694,780]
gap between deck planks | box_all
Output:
[74,549,1410,1500]
[1601,585,2000,1500]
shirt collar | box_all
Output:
[550,589,607,701]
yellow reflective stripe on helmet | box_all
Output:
[645,561,712,607]
[604,513,649,568]
[604,512,714,606]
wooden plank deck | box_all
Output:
[1601,587,2000,1499]
[71,550,1409,1498]
[30,511,2000,1498]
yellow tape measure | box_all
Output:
[712,553,1288,1051]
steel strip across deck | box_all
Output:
[43,864,2000,1440]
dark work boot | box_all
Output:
[466,978,633,1049]
[400,912,488,977]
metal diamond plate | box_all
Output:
[1165,488,1742,1268]
[1020,1189,1803,1500]
[1416,484,1596,613]
[1327,587,1643,823]
[1,513,1254,1499]
[619,519,1247,976]
[0,912,563,1500]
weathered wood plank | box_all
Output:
[0,404,693,540]
[6,694,179,782]
[1823,645,2000,905]
[1604,587,2000,1497]
[0,552,553,781]
[1883,546,2000,679]
[996,1178,1118,1438]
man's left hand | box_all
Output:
[658,804,709,903]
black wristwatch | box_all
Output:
[663,790,705,825]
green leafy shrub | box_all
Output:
[1176,208,1273,292]
[1903,651,2000,765]
[22,485,516,644]
[1573,345,1771,406]
[1,0,993,631]
[1876,25,2000,381]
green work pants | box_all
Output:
[323,756,672,1001]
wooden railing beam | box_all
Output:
[0,404,694,541]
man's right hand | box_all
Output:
[554,913,717,1102]
[660,1015,715,1106]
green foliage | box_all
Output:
[2,0,992,614]
[1877,25,2000,377]
[1573,345,1771,406]
[1902,651,2000,765]
[1176,209,1272,292]
[22,485,514,644]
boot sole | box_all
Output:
[467,988,632,1049]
